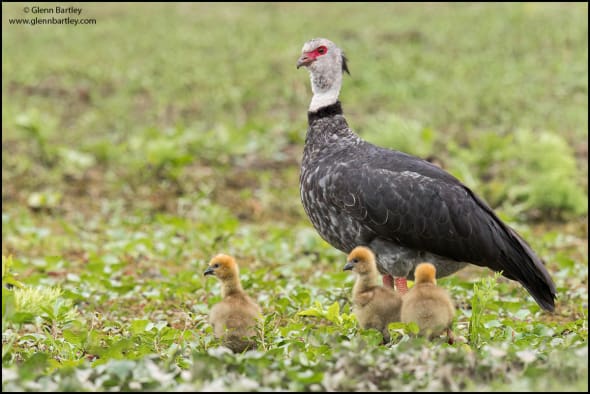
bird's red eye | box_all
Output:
[317,46,327,55]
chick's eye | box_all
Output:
[317,46,327,54]
[352,258,358,264]
[213,263,220,268]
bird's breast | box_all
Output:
[300,159,370,253]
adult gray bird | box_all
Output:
[296,37,556,311]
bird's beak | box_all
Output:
[203,267,215,276]
[343,261,355,271]
[297,54,314,69]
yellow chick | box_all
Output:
[204,254,262,352]
[401,262,455,343]
[344,246,403,343]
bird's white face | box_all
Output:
[297,38,348,111]
[297,38,343,89]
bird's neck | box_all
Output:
[354,271,381,293]
[309,73,342,112]
[221,277,244,298]
[415,280,436,287]
[302,100,359,166]
[309,90,341,113]
[307,101,343,124]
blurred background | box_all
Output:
[3,3,587,223]
[2,0,587,292]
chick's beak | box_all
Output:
[297,54,314,69]
[203,267,215,276]
[343,261,355,271]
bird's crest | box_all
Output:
[342,54,350,75]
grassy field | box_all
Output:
[2,2,588,391]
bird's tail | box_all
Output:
[469,189,557,312]
[500,227,557,312]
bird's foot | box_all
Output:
[394,276,408,295]
[382,274,394,288]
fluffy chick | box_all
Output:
[204,254,262,353]
[401,262,455,343]
[344,246,403,343]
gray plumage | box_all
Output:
[297,38,556,311]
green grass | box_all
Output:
[2,2,588,391]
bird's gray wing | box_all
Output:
[326,163,500,266]
[324,158,555,311]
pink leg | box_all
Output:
[394,277,408,295]
[382,274,394,288]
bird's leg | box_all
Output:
[394,277,408,295]
[382,274,394,288]
[446,328,455,345]
[381,330,391,345]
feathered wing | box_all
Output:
[325,144,556,310]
